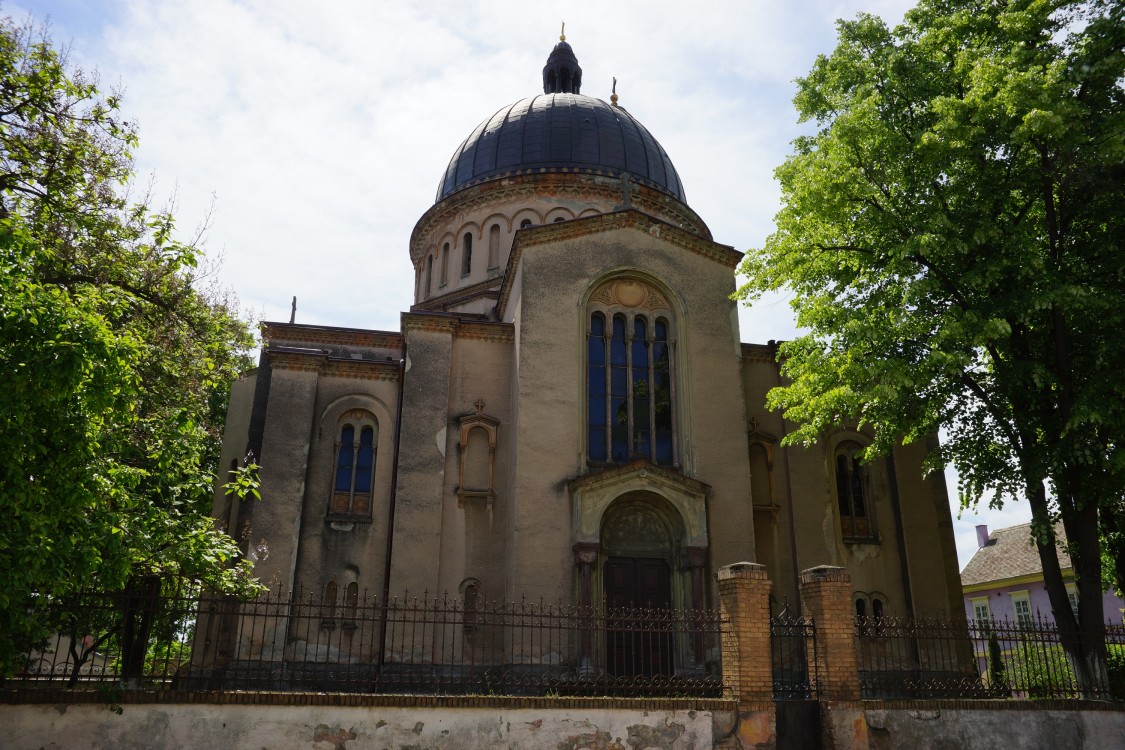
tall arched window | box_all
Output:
[587,279,676,466]
[440,243,450,286]
[462,232,473,276]
[425,254,433,297]
[835,441,874,540]
[331,418,377,518]
[488,224,500,269]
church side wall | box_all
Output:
[890,438,963,618]
[739,348,961,618]
[210,372,257,537]
[247,361,320,591]
[289,374,400,605]
[740,353,800,603]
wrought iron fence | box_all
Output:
[856,613,1125,700]
[770,598,817,699]
[13,587,724,698]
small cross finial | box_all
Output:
[560,21,566,41]
[475,398,485,414]
[610,77,619,106]
[749,416,760,432]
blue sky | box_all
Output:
[18,0,1033,571]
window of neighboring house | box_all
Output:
[972,596,992,625]
[520,218,533,229]
[1065,584,1079,617]
[855,598,867,619]
[462,232,472,276]
[834,441,875,540]
[330,421,376,518]
[440,243,449,286]
[1011,591,1033,627]
[587,309,675,466]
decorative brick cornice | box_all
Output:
[497,210,741,318]
[410,172,712,260]
[262,322,402,350]
[456,320,514,343]
[741,343,779,365]
[399,311,514,343]
[401,311,460,335]
[266,348,326,372]
[322,358,401,381]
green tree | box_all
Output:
[0,17,260,676]
[736,0,1124,696]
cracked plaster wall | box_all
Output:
[0,703,720,750]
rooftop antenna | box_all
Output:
[289,295,297,324]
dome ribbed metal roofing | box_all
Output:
[435,39,686,204]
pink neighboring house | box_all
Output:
[961,522,1124,627]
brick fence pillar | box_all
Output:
[799,565,860,701]
[716,562,773,702]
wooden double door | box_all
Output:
[604,556,673,677]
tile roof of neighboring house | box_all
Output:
[960,522,1069,587]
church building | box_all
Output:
[214,36,963,627]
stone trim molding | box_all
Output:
[568,459,710,549]
[568,458,708,495]
[412,276,502,313]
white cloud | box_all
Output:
[25,0,1016,573]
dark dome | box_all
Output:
[436,93,687,204]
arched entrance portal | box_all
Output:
[599,494,682,677]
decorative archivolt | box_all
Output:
[589,278,671,312]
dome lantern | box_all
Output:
[542,27,581,94]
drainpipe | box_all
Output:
[378,340,408,668]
